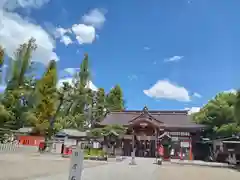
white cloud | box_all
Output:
[143,80,191,102]
[224,89,237,94]
[57,77,74,88]
[55,8,106,45]
[57,77,98,91]
[0,3,58,65]
[193,92,202,98]
[55,27,73,46]
[72,24,96,44]
[86,81,98,91]
[55,27,71,38]
[60,35,73,46]
[82,8,106,29]
[64,68,80,76]
[164,56,183,62]
[1,0,50,10]
[185,107,201,114]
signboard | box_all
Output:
[165,132,190,137]
[171,137,179,141]
[65,136,77,146]
[68,146,84,180]
[180,141,190,148]
[139,122,148,128]
[93,141,100,149]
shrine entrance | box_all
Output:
[133,123,157,157]
[122,107,164,158]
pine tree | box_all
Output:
[1,39,37,130]
[94,88,106,122]
[6,38,37,90]
[68,54,91,116]
[106,84,124,111]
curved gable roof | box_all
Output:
[99,110,206,131]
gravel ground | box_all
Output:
[1,154,240,180]
[34,157,240,180]
[0,153,105,180]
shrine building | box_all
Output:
[99,107,207,160]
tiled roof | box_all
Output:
[56,129,87,137]
[100,110,206,130]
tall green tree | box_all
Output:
[0,46,5,85]
[0,39,127,137]
[193,92,240,137]
[0,104,11,127]
[33,60,58,135]
[66,54,91,116]
[106,84,124,111]
[94,88,106,122]
[1,39,37,130]
[234,90,240,125]
[6,38,37,90]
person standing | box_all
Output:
[158,144,164,158]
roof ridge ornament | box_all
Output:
[143,106,148,114]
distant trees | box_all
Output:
[234,90,240,125]
[193,91,240,137]
[0,38,126,139]
[106,85,125,112]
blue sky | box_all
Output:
[0,0,237,112]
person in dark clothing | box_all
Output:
[61,143,64,154]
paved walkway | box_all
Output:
[170,159,234,168]
[0,153,105,180]
[34,158,159,180]
[33,158,240,180]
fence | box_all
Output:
[0,143,38,153]
[0,143,19,153]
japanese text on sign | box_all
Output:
[68,146,83,180]
[165,132,190,137]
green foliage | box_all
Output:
[0,46,5,84]
[90,124,127,138]
[84,148,106,157]
[0,104,11,126]
[79,54,90,88]
[214,123,240,137]
[234,90,240,125]
[193,92,240,137]
[67,54,91,117]
[6,39,37,90]
[0,39,126,138]
[106,85,125,111]
[93,88,106,123]
[0,46,4,67]
[2,38,238,142]
[0,39,38,130]
[34,60,58,135]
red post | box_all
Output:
[189,141,193,160]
